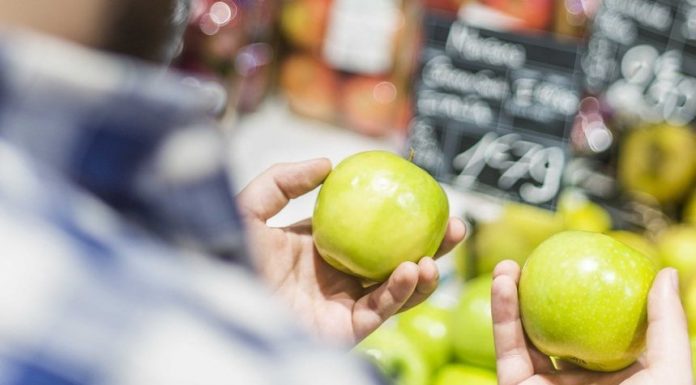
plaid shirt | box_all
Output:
[0,33,383,385]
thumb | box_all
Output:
[645,268,692,382]
[237,158,332,223]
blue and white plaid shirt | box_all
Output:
[0,32,383,385]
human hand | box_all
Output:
[236,158,466,345]
[491,260,693,385]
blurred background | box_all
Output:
[170,0,696,383]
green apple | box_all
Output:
[313,151,449,281]
[474,203,562,275]
[453,241,473,281]
[557,191,612,233]
[656,226,696,288]
[474,220,535,274]
[451,274,496,369]
[607,230,660,268]
[618,123,696,204]
[501,203,563,246]
[432,364,497,385]
[396,302,452,372]
[519,231,657,372]
[354,327,428,385]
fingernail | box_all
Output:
[668,268,679,293]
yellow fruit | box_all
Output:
[618,123,696,204]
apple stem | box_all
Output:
[408,147,415,162]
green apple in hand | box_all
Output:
[519,231,657,372]
[396,302,452,372]
[432,364,497,385]
[313,151,449,281]
[452,274,496,369]
[354,327,428,385]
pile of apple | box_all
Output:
[350,193,663,385]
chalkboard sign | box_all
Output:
[409,13,583,208]
[584,0,696,125]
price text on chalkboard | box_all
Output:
[584,0,696,125]
[409,14,583,208]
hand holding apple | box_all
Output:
[519,231,656,372]
[313,151,451,282]
[491,260,692,385]
[236,158,466,344]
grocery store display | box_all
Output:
[451,275,495,369]
[312,151,449,282]
[356,327,429,385]
[185,0,696,382]
[519,231,657,371]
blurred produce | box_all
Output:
[479,0,553,30]
[355,327,428,385]
[279,0,331,52]
[683,191,696,225]
[553,0,593,38]
[500,204,563,247]
[396,303,454,373]
[277,0,421,136]
[557,190,612,233]
[474,220,535,274]
[617,123,696,205]
[279,54,339,121]
[656,226,696,290]
[451,275,495,369]
[431,364,497,385]
[470,203,561,275]
[176,0,277,114]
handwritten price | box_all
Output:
[452,132,565,204]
